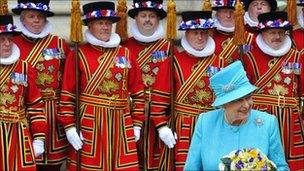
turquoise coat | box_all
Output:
[184,109,289,171]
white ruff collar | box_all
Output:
[244,11,258,27]
[0,43,20,65]
[214,17,235,33]
[131,22,164,43]
[85,29,121,48]
[298,10,304,29]
[181,35,215,57]
[256,33,292,57]
[18,18,51,39]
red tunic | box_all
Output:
[243,42,304,170]
[158,49,232,171]
[0,60,46,170]
[124,37,172,170]
[58,43,144,170]
[292,28,304,52]
[13,34,71,165]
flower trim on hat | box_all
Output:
[257,19,290,30]
[83,9,117,20]
[0,24,17,34]
[133,1,163,9]
[15,2,49,11]
[179,18,214,30]
[213,0,236,8]
[299,0,304,4]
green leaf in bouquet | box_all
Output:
[221,157,232,171]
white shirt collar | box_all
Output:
[85,29,121,48]
[131,22,164,43]
[18,18,51,39]
[244,11,258,27]
[213,16,235,33]
[181,35,215,58]
[298,10,304,29]
[256,33,292,57]
[0,43,20,65]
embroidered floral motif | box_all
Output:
[105,71,112,79]
[48,65,55,73]
[36,73,54,86]
[98,80,119,93]
[268,84,288,96]
[194,90,212,102]
[284,77,291,85]
[0,92,16,106]
[142,74,155,86]
[0,85,9,92]
[36,63,45,71]
[142,65,151,73]
[273,74,282,83]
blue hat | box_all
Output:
[210,61,257,107]
[297,0,304,6]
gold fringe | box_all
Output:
[233,0,246,45]
[0,0,9,15]
[166,0,177,40]
[70,0,83,43]
[202,0,212,11]
[287,0,297,25]
[115,0,128,43]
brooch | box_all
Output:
[255,117,264,126]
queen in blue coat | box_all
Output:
[184,61,289,170]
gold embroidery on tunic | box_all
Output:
[36,63,45,71]
[0,85,9,92]
[98,80,119,93]
[268,84,288,96]
[194,90,211,102]
[36,73,54,86]
[142,74,155,86]
[221,38,231,50]
[0,92,16,106]
[273,74,282,83]
[268,58,277,68]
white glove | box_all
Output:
[133,126,141,142]
[158,126,177,148]
[66,127,83,151]
[33,139,45,157]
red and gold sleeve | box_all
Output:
[128,52,145,127]
[26,64,47,140]
[58,51,77,130]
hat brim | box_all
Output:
[258,25,292,32]
[212,83,257,107]
[128,8,167,19]
[0,31,21,36]
[297,3,304,6]
[178,27,214,31]
[12,8,54,17]
[212,6,235,11]
[82,17,121,26]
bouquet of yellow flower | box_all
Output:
[219,148,277,171]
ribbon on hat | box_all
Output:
[257,19,290,29]
[0,23,16,33]
[213,0,236,7]
[83,9,116,20]
[212,69,249,97]
[15,2,49,11]
[179,18,214,30]
[133,1,163,9]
